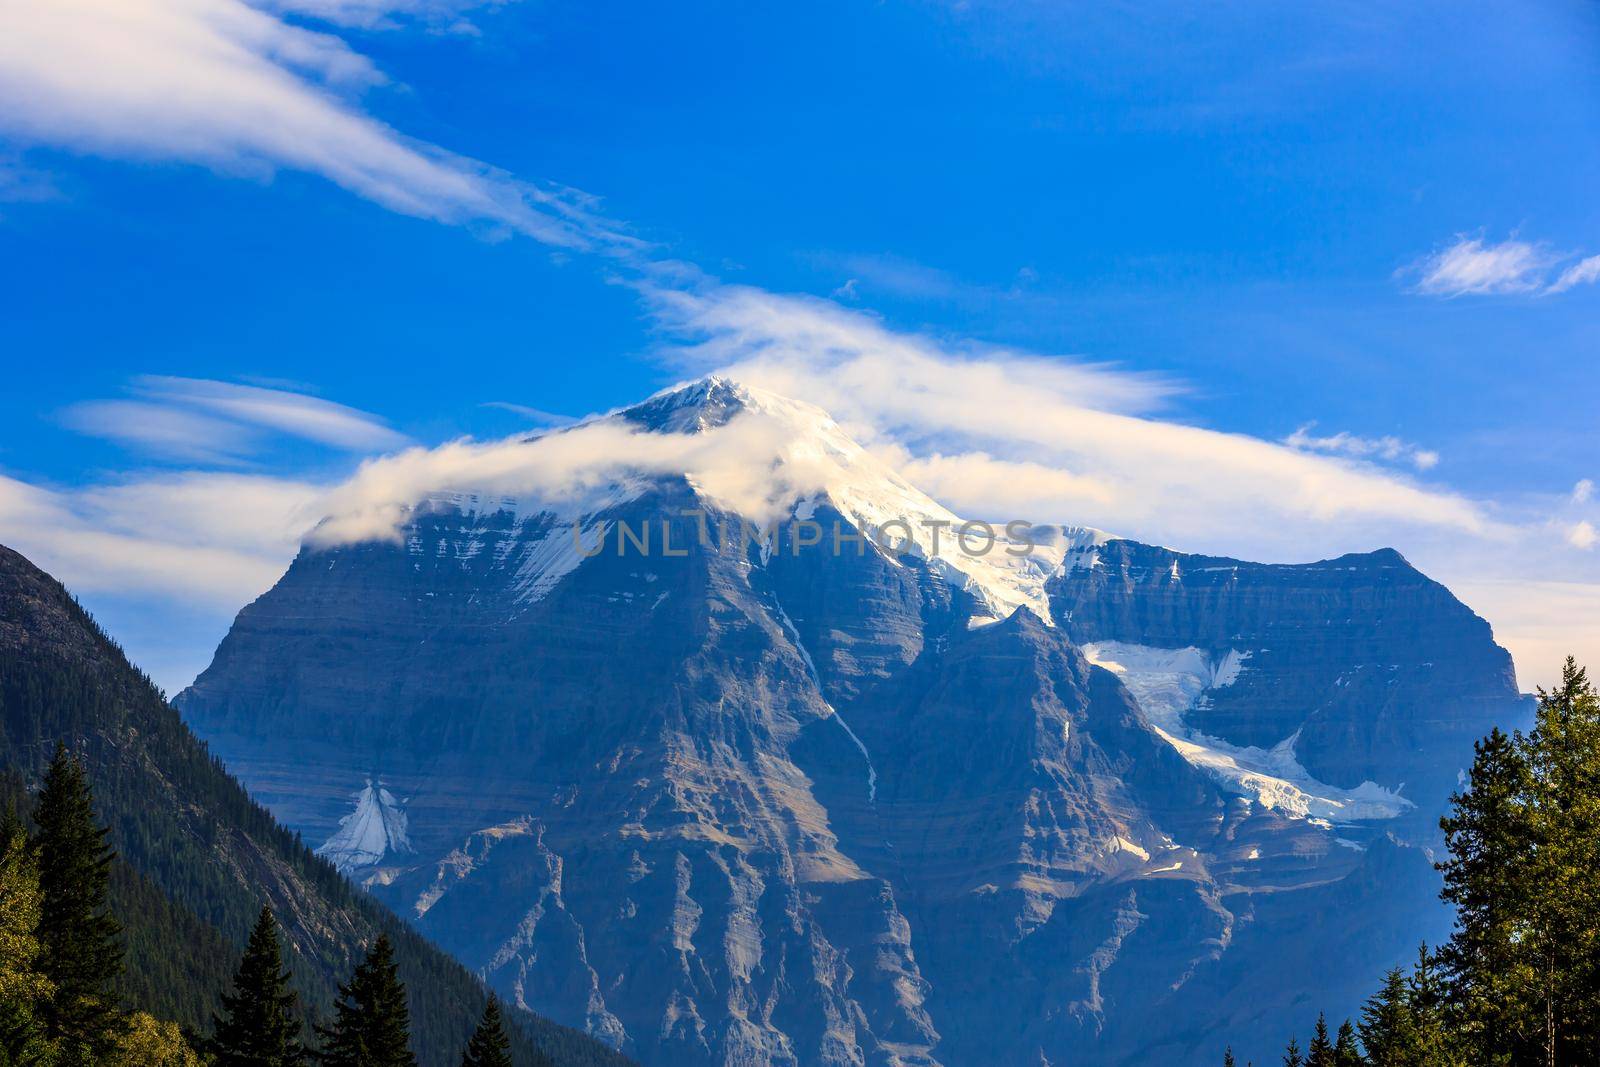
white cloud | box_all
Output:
[307,407,887,546]
[0,0,620,246]
[642,280,1501,564]
[1410,236,1555,297]
[61,377,408,459]
[1574,479,1595,505]
[0,471,319,608]
[1569,521,1598,551]
[58,400,261,463]
[894,451,1115,516]
[1407,236,1600,298]
[1546,255,1600,295]
[1283,424,1439,471]
[136,376,409,450]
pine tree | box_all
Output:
[33,745,123,1063]
[1436,725,1536,1063]
[1407,943,1458,1064]
[1333,1019,1362,1067]
[1306,1013,1334,1067]
[1282,1035,1303,1067]
[1222,1047,1236,1067]
[1522,657,1600,1064]
[211,906,305,1066]
[459,997,512,1067]
[1358,968,1416,1065]
[315,935,416,1067]
[0,822,57,1065]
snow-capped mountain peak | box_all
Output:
[360,375,1113,626]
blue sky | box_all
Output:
[1,0,1598,693]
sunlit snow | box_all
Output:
[1081,641,1411,822]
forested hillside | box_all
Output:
[0,543,631,1067]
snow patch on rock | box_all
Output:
[317,778,414,872]
[1082,641,1412,822]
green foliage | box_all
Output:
[1436,657,1600,1064]
[32,747,124,1064]
[1332,1020,1361,1067]
[1282,1035,1302,1067]
[460,999,518,1067]
[1306,1013,1333,1067]
[211,908,305,1067]
[108,1012,206,1067]
[1358,968,1417,1064]
[0,824,56,1066]
[315,936,416,1067]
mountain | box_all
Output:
[175,377,1527,1066]
[0,543,634,1067]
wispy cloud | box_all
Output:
[1283,424,1439,471]
[643,280,1499,562]
[0,0,626,247]
[58,400,260,464]
[0,471,320,608]
[1409,236,1556,296]
[1407,235,1600,297]
[1547,255,1600,296]
[60,377,407,461]
[261,0,506,31]
[137,376,409,450]
[481,401,579,427]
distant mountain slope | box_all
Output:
[0,543,632,1067]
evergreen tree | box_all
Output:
[1306,1013,1334,1067]
[1222,1047,1236,1067]
[459,998,512,1067]
[0,823,56,1065]
[211,907,305,1066]
[1358,968,1416,1066]
[1522,658,1600,1064]
[1436,725,1536,1063]
[1407,943,1457,1064]
[32,746,123,1063]
[1281,1036,1302,1067]
[315,936,416,1067]
[1332,1020,1362,1067]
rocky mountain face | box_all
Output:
[175,378,1527,1066]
